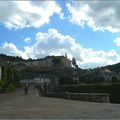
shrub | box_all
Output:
[0,80,3,87]
[61,83,120,103]
[15,83,21,88]
[7,84,16,92]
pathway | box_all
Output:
[0,85,120,119]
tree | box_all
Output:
[7,67,14,83]
[75,65,78,69]
[72,57,76,68]
[52,56,62,65]
[14,70,21,86]
[0,65,8,93]
[28,58,32,62]
[112,76,118,82]
[2,64,7,81]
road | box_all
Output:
[0,85,120,119]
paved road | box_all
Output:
[0,85,120,119]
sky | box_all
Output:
[0,0,120,69]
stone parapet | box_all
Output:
[44,92,110,103]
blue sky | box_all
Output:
[0,1,120,68]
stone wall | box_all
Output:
[61,57,71,68]
[66,93,110,103]
[44,92,110,103]
[26,56,71,68]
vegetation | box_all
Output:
[2,64,7,81]
[52,56,62,65]
[60,83,120,103]
[101,62,120,73]
[59,77,73,85]
[0,54,24,62]
[0,65,21,93]
[72,57,76,68]
[0,80,3,87]
[7,84,16,92]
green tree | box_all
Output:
[72,57,76,68]
[7,67,14,83]
[0,65,8,93]
[2,64,7,81]
[52,56,62,65]
[14,70,21,86]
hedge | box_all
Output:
[7,84,16,92]
[61,83,120,103]
[0,80,3,87]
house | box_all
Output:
[99,68,116,83]
[20,74,59,92]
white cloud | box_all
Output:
[114,37,120,47]
[0,42,28,59]
[24,37,31,44]
[66,1,120,32]
[24,28,120,68]
[0,1,63,29]
[0,29,120,68]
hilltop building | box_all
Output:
[25,55,72,68]
[20,54,74,92]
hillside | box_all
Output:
[0,54,24,63]
[102,63,120,73]
[0,55,7,65]
[1,54,120,72]
[0,54,73,75]
[0,54,120,83]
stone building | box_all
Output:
[20,74,59,93]
[26,55,72,68]
[99,68,116,82]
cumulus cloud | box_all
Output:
[0,29,120,68]
[24,28,120,68]
[78,48,120,68]
[0,1,62,29]
[0,42,28,59]
[66,1,120,32]
[114,37,120,47]
[24,37,32,44]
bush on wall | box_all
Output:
[60,83,120,103]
